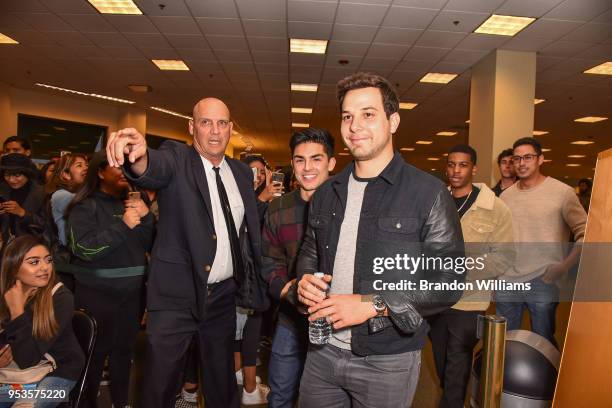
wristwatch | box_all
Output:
[371,294,387,317]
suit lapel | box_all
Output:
[189,148,214,226]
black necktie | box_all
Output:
[213,167,244,283]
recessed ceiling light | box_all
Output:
[291,107,313,114]
[584,62,612,76]
[36,83,135,104]
[568,155,586,158]
[436,131,458,136]
[566,164,581,167]
[430,168,437,171]
[292,123,309,128]
[150,107,192,120]
[152,59,189,71]
[87,0,142,14]
[399,102,418,110]
[0,33,18,44]
[533,130,549,136]
[53,127,66,132]
[338,152,350,156]
[420,73,457,84]
[290,38,328,54]
[291,83,318,92]
[465,120,470,123]
[574,116,607,123]
[571,140,595,145]
[534,98,545,105]
[442,153,449,156]
[474,14,536,36]
[541,148,552,152]
[416,140,433,145]
[543,159,552,163]
[400,147,415,151]
[427,157,440,161]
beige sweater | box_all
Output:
[500,177,587,282]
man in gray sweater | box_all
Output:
[496,137,587,345]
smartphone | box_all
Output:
[60,150,71,157]
[251,167,258,183]
[128,191,141,201]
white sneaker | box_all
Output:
[181,388,198,404]
[241,383,270,405]
[235,370,261,386]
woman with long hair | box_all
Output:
[0,235,84,407]
[46,153,88,246]
[66,151,154,408]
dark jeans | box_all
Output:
[268,324,308,408]
[299,344,421,408]
[495,277,559,346]
[427,309,482,408]
[141,278,239,408]
[75,280,142,408]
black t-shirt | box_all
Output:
[453,185,480,218]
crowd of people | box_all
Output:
[0,71,589,408]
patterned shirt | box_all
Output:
[261,189,308,332]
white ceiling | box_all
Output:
[0,0,610,180]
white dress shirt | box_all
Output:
[200,156,245,283]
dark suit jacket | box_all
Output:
[124,141,263,319]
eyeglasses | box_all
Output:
[512,154,540,163]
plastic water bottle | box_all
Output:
[309,272,332,345]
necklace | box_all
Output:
[456,189,473,213]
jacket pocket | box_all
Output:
[377,217,420,233]
[469,221,495,235]
[309,214,331,229]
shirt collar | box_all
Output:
[334,151,404,186]
[200,155,227,173]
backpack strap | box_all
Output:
[51,282,63,295]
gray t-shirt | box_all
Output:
[329,174,368,350]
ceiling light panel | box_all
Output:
[436,131,458,136]
[0,33,18,44]
[88,0,142,15]
[416,140,433,145]
[534,99,545,105]
[291,83,318,92]
[400,147,415,151]
[571,140,594,145]
[532,130,549,136]
[399,102,418,110]
[583,62,612,76]
[291,107,313,114]
[292,123,309,128]
[152,59,189,71]
[420,73,458,84]
[290,39,328,54]
[474,14,536,37]
[568,155,586,158]
[574,116,607,123]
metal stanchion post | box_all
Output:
[478,315,507,408]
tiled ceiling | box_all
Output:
[0,0,610,182]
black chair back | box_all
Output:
[71,309,97,408]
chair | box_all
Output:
[70,309,97,408]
